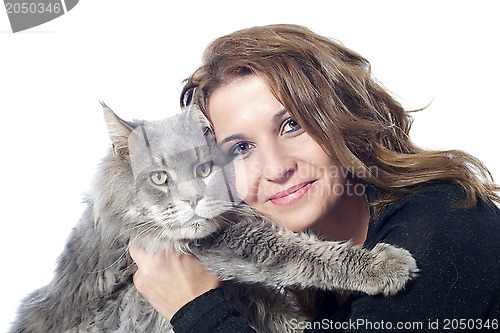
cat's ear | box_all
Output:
[184,103,212,132]
[182,88,212,133]
[101,101,133,156]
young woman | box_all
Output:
[130,24,500,332]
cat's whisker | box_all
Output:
[109,219,158,249]
[85,241,134,275]
[133,224,161,243]
[212,214,238,229]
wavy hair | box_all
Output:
[181,24,499,217]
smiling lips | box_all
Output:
[268,181,315,206]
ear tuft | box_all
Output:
[181,88,212,133]
[185,103,212,133]
[180,84,196,108]
[101,102,133,156]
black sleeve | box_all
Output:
[170,288,256,333]
[311,184,500,332]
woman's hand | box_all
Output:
[129,246,221,320]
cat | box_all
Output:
[9,101,418,333]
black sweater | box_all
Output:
[171,183,500,332]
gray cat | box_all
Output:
[9,102,418,333]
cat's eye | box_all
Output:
[150,171,169,186]
[281,117,303,135]
[196,161,213,178]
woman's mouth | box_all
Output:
[268,181,315,206]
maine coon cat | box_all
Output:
[9,102,418,333]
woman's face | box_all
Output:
[208,75,350,232]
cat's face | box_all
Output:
[102,105,241,242]
[131,138,236,241]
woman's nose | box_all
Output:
[259,143,296,183]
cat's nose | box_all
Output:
[182,195,202,207]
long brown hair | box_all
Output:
[181,24,499,217]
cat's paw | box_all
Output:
[363,243,419,296]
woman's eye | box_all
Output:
[281,117,302,135]
[196,161,213,178]
[150,171,169,186]
[229,142,254,157]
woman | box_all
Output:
[130,24,500,332]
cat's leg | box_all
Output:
[197,219,418,296]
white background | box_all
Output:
[1,1,498,331]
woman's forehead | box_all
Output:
[206,76,285,139]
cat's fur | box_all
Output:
[9,103,418,333]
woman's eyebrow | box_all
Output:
[218,109,288,145]
[219,133,246,145]
[273,109,288,122]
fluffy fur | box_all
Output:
[9,103,417,333]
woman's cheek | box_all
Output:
[233,159,257,203]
